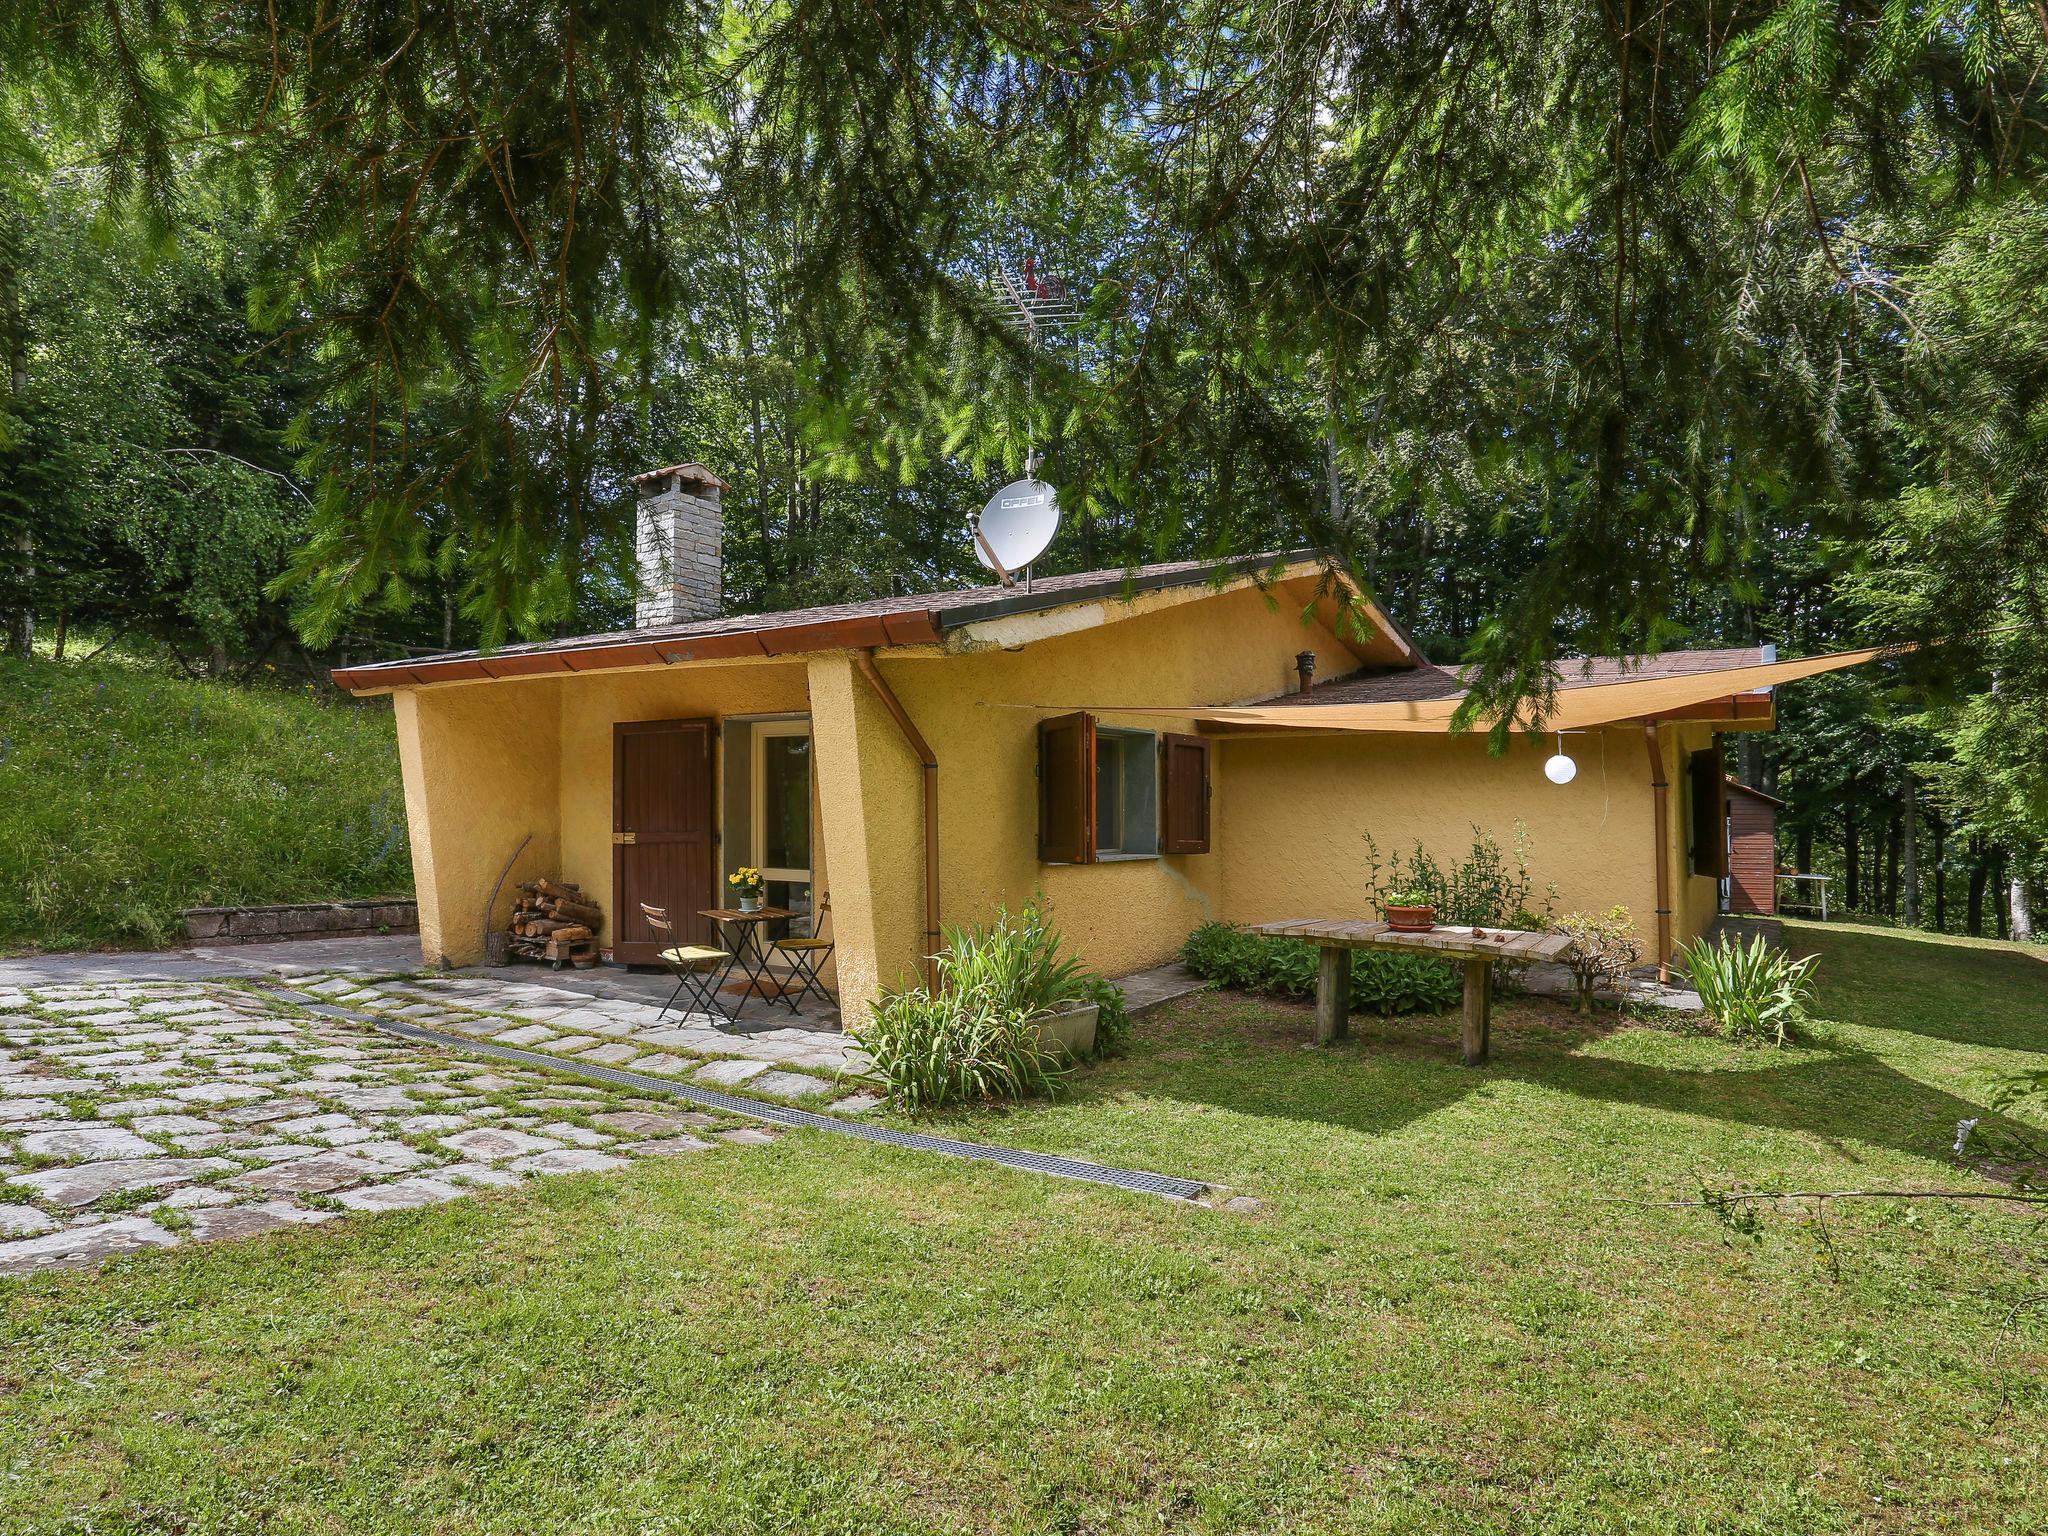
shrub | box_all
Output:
[1180,922,1461,1017]
[855,899,1109,1109]
[1179,921,1273,991]
[1680,933,1820,1047]
[1552,906,1644,1013]
[1081,971,1134,1057]
[1362,823,1554,929]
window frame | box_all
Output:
[750,718,814,887]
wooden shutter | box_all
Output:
[1689,747,1729,878]
[1038,712,1096,863]
[1159,733,1212,854]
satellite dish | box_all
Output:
[973,478,1060,579]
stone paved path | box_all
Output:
[313,971,873,1083]
[0,974,843,1278]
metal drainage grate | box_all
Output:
[266,991,1214,1203]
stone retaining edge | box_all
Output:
[180,898,419,944]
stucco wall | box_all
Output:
[395,680,565,966]
[1215,720,1719,960]
[853,581,1360,1008]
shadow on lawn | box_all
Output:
[1103,991,2031,1172]
[1784,923,2048,1052]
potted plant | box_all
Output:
[728,867,766,913]
[1384,888,1437,932]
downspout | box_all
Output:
[1643,722,1673,982]
[854,649,941,988]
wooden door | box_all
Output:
[613,718,716,964]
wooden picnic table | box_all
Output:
[1250,918,1573,1065]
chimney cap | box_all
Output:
[632,462,729,492]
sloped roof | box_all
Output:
[332,551,1408,693]
[1266,646,1771,708]
[1177,645,1896,733]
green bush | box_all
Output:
[1180,922,1462,1017]
[0,650,413,951]
[1081,971,1134,1057]
[854,900,1095,1110]
[1362,823,1552,928]
[1680,933,1820,1047]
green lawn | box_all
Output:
[0,649,412,951]
[5,921,2045,1533]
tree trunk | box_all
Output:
[1883,812,1901,918]
[7,528,29,659]
[1967,837,1987,937]
[1845,815,1861,911]
[1931,812,1946,932]
[1900,784,1919,928]
[2013,875,2036,944]
[1993,851,2009,939]
[1795,823,1813,878]
[51,609,66,661]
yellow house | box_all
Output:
[333,463,1882,1022]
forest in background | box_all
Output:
[0,1,2042,936]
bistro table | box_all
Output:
[1250,918,1573,1065]
[699,906,800,1008]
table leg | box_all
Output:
[1461,957,1491,1066]
[1315,944,1350,1045]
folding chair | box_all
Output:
[641,903,735,1022]
[769,892,835,1013]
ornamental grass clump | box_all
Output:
[1680,933,1820,1047]
[854,900,1094,1110]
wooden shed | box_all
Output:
[1723,778,1785,915]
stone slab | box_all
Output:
[13,1157,236,1209]
[0,1216,180,1274]
[747,1070,836,1100]
[19,1126,166,1162]
[230,1153,384,1195]
[189,1201,336,1242]
[333,1177,467,1212]
[506,1149,630,1176]
[693,1059,770,1087]
[438,1128,564,1161]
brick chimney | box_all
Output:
[632,463,727,627]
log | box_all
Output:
[549,897,604,929]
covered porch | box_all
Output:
[388,647,944,1029]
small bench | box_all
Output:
[1250,919,1572,1065]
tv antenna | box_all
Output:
[974,254,1075,587]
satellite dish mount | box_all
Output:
[972,472,1060,591]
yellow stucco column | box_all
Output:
[393,681,563,967]
[805,653,926,1023]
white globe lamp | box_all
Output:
[1543,732,1577,785]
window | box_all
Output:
[1038,712,1211,863]
[1094,728,1160,858]
[749,719,814,933]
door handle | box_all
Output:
[612,831,637,845]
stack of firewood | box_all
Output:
[506,878,604,965]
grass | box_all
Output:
[0,647,411,951]
[3,922,2045,1532]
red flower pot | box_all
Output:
[1385,903,1437,932]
